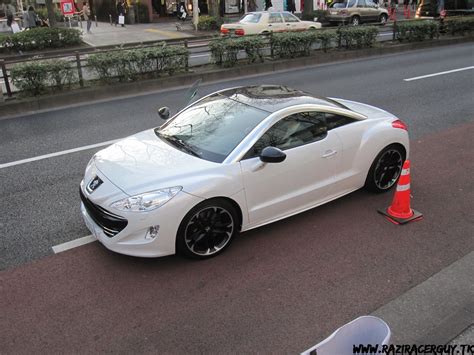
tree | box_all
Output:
[303,0,314,19]
[45,0,57,27]
[208,0,221,18]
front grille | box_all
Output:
[80,188,128,238]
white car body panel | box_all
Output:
[80,86,409,258]
[221,11,322,35]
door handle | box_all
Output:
[322,150,337,158]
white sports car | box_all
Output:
[80,85,409,259]
[220,11,322,36]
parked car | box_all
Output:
[220,11,322,36]
[327,0,389,25]
[80,85,409,260]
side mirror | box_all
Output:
[259,146,286,163]
[157,106,170,120]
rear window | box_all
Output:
[240,13,262,23]
[331,0,356,7]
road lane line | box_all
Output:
[404,66,474,82]
[52,235,96,254]
[190,54,209,58]
[0,139,120,169]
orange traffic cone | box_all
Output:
[378,160,423,225]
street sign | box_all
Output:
[60,0,75,16]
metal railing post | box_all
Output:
[75,52,84,88]
[270,32,274,59]
[0,60,12,97]
[392,19,397,41]
[109,14,113,25]
[95,15,98,27]
[184,40,189,71]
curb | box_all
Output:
[1,36,472,119]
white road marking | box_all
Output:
[190,54,209,58]
[0,139,120,169]
[52,235,96,254]
[379,33,393,36]
[404,66,474,82]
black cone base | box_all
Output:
[378,208,423,225]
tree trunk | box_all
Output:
[208,0,220,18]
[45,0,57,27]
[303,0,314,19]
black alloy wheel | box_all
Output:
[365,145,405,193]
[177,199,238,259]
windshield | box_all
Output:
[240,13,262,23]
[156,95,269,163]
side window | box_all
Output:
[282,13,299,22]
[348,0,357,6]
[245,112,328,158]
[325,113,355,130]
[357,0,366,7]
[269,13,284,23]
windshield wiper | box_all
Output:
[158,133,200,157]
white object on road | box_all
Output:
[301,316,391,355]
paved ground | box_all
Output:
[0,43,473,352]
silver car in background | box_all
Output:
[327,0,389,25]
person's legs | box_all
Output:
[87,19,92,32]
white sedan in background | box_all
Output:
[220,11,322,36]
[80,85,409,260]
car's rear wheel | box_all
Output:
[351,16,360,26]
[379,13,388,25]
[176,199,239,259]
[365,144,405,193]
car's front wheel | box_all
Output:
[365,144,405,193]
[379,13,388,25]
[351,16,360,26]
[176,199,239,259]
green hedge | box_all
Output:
[198,15,223,31]
[11,59,76,96]
[444,16,474,36]
[396,20,440,42]
[301,10,329,22]
[336,26,378,49]
[271,30,335,58]
[210,36,265,67]
[2,27,82,51]
[87,44,189,83]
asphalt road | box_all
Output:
[1,42,473,353]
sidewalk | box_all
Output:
[77,20,200,47]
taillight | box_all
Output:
[235,28,245,36]
[220,27,229,35]
[340,10,349,15]
[392,119,408,131]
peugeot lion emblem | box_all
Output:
[87,176,103,194]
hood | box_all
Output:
[94,129,218,195]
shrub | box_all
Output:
[336,26,378,49]
[443,16,474,36]
[2,27,82,51]
[11,59,76,96]
[396,20,440,42]
[87,44,189,83]
[301,10,329,22]
[209,35,265,67]
[198,15,222,31]
[36,7,64,22]
[271,30,335,58]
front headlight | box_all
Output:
[110,187,182,212]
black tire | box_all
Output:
[176,199,239,259]
[351,16,360,26]
[379,14,388,25]
[364,144,406,193]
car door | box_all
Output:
[267,12,286,32]
[356,0,371,22]
[365,0,381,21]
[282,12,302,31]
[239,111,343,226]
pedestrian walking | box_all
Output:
[265,0,273,10]
[5,2,16,28]
[389,0,397,20]
[287,0,296,13]
[116,0,127,27]
[78,2,92,33]
[403,0,410,18]
[24,6,39,29]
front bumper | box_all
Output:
[80,190,204,258]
